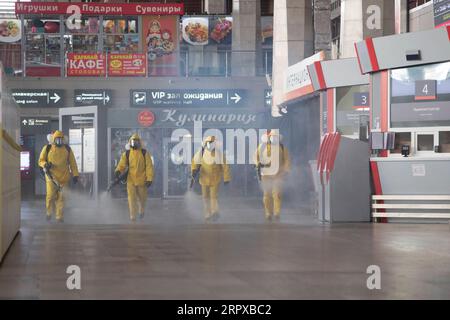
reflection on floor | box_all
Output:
[0,198,449,299]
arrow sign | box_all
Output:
[22,119,28,126]
[230,93,242,104]
[12,89,65,107]
[50,93,61,104]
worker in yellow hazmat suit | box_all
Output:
[254,130,290,221]
[115,134,154,221]
[191,136,231,222]
[38,130,79,222]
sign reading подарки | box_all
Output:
[130,89,246,107]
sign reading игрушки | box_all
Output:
[130,89,246,108]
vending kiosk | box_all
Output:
[307,57,371,222]
[355,26,450,221]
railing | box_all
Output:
[1,48,272,78]
[179,49,273,77]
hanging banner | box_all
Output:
[67,53,106,76]
[143,15,178,76]
[15,2,184,16]
[107,53,146,76]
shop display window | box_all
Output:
[391,132,411,154]
[103,17,139,53]
[24,19,62,68]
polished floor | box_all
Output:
[0,196,449,299]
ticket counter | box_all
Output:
[355,26,450,221]
[307,58,371,222]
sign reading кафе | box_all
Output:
[130,89,246,107]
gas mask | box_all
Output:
[261,134,269,144]
[130,139,141,149]
[206,141,215,151]
[54,137,64,147]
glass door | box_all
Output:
[163,138,191,198]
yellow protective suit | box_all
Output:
[38,130,79,221]
[115,134,154,221]
[191,137,231,220]
[255,136,290,220]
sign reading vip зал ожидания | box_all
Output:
[130,89,246,107]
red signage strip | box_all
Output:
[365,38,380,72]
[108,54,146,77]
[314,61,327,90]
[67,53,105,77]
[16,2,184,16]
[447,26,450,41]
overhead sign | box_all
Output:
[130,89,246,107]
[74,90,112,106]
[21,118,49,127]
[434,0,450,28]
[415,80,437,101]
[285,51,325,100]
[12,89,64,107]
[15,2,184,16]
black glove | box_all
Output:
[224,181,230,185]
[114,171,121,179]
[72,176,79,185]
[44,162,52,170]
[145,181,152,188]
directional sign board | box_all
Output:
[130,89,246,107]
[74,89,112,106]
[12,89,64,107]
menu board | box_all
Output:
[108,53,146,76]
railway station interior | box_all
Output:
[0,0,449,301]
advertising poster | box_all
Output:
[142,15,178,76]
[83,128,96,173]
[0,19,21,43]
[67,53,106,76]
[69,129,82,170]
[181,16,232,46]
[108,53,146,76]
